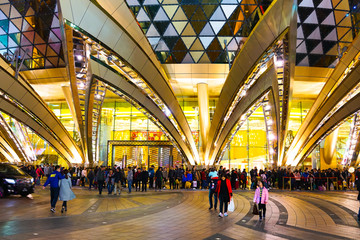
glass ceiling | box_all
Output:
[126,0,273,63]
[0,0,64,70]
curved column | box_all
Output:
[84,77,106,166]
[205,0,296,165]
[0,114,28,163]
[295,93,360,167]
[0,60,83,165]
[285,34,360,166]
[58,0,199,164]
[209,66,278,164]
[197,83,210,165]
[90,59,194,165]
[323,129,339,165]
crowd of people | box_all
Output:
[21,164,360,193]
[18,163,360,221]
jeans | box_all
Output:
[98,180,104,195]
[149,177,154,188]
[142,180,147,192]
[88,178,94,190]
[156,180,162,190]
[114,182,121,194]
[209,189,218,209]
[258,203,266,218]
[50,187,60,208]
[219,195,228,213]
[128,180,133,193]
[169,178,175,189]
[107,183,114,194]
[135,180,141,191]
[358,205,360,221]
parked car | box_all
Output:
[0,163,35,197]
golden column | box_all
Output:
[321,128,339,168]
[197,83,210,165]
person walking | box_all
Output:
[141,168,149,192]
[59,169,76,213]
[114,168,122,195]
[253,180,269,221]
[155,167,163,191]
[43,165,65,213]
[208,168,218,210]
[216,173,232,218]
[106,170,115,194]
[149,165,155,189]
[88,168,95,190]
[127,166,133,193]
[96,166,106,195]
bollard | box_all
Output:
[327,177,329,191]
[289,178,291,191]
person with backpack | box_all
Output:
[96,166,106,195]
[208,168,218,210]
[43,165,65,213]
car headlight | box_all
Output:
[5,178,16,184]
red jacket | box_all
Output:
[216,179,232,200]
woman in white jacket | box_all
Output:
[59,169,76,213]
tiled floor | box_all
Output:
[0,187,359,240]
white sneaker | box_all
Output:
[218,213,223,218]
[224,212,228,217]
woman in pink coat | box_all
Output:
[253,180,269,221]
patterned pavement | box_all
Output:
[0,187,359,240]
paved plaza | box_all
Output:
[0,188,359,240]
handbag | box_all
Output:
[228,198,235,212]
[252,203,259,215]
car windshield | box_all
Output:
[0,165,26,176]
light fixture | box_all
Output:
[268,134,275,141]
[164,108,171,117]
[96,94,101,99]
[264,105,271,111]
[76,55,83,61]
[275,60,284,68]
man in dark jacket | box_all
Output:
[149,166,155,189]
[96,166,106,195]
[168,167,175,189]
[43,165,64,212]
[88,168,95,190]
[141,169,149,192]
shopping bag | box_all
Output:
[252,203,259,215]
[228,198,235,212]
[192,181,197,188]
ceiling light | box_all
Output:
[76,55,83,61]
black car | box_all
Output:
[0,163,35,197]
